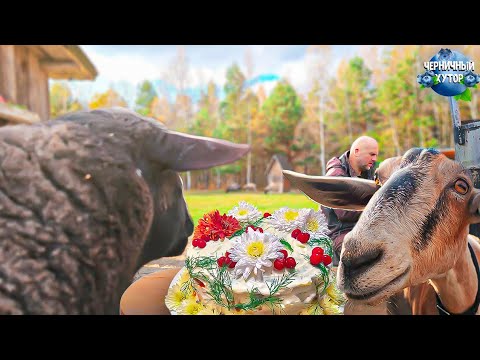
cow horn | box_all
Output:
[154,130,250,172]
[282,170,380,211]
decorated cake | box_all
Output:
[165,201,346,315]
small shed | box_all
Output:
[265,154,293,193]
[0,45,97,125]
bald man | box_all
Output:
[321,136,379,266]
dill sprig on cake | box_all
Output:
[166,201,346,315]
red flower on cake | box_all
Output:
[193,210,241,242]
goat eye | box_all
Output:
[454,179,469,194]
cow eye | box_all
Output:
[454,179,469,194]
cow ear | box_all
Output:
[469,189,480,224]
[155,131,250,171]
[282,170,380,211]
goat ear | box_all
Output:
[469,189,480,224]
[376,156,402,184]
[282,170,380,211]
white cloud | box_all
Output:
[278,58,311,95]
[86,49,165,85]
[189,66,227,89]
[72,45,359,106]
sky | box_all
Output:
[64,45,363,107]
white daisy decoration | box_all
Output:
[268,207,309,232]
[165,283,195,311]
[179,298,205,315]
[227,201,263,226]
[303,209,329,238]
[228,227,284,281]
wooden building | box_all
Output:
[264,154,293,193]
[0,45,97,125]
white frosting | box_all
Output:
[184,223,332,314]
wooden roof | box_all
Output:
[265,154,293,175]
[32,45,97,80]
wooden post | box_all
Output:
[451,97,480,237]
[27,49,49,120]
[0,45,17,103]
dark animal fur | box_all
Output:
[0,108,197,314]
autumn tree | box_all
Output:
[328,57,375,159]
[88,88,127,109]
[244,46,255,185]
[262,80,304,164]
[161,46,195,189]
[216,63,248,185]
[219,63,247,141]
[163,46,193,132]
[50,81,85,118]
[305,45,332,174]
[191,80,220,137]
[135,80,157,116]
[150,95,173,125]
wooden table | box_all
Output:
[120,268,181,315]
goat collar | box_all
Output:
[436,242,480,315]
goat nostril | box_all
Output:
[342,248,383,277]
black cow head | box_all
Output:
[54,107,250,270]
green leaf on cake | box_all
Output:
[307,237,333,257]
[280,239,293,253]
[235,271,297,312]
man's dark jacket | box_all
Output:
[321,150,376,257]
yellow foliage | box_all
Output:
[89,89,127,109]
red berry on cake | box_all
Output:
[312,247,324,257]
[322,254,332,266]
[263,212,271,218]
[274,258,285,270]
[197,239,206,248]
[285,257,296,269]
[225,254,235,267]
[192,239,199,247]
[291,228,301,239]
[310,253,323,265]
[297,232,310,243]
[279,249,288,259]
[217,256,227,267]
[194,278,205,287]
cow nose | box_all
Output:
[341,247,383,278]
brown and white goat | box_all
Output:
[283,148,480,315]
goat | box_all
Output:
[283,148,480,315]
[242,182,257,192]
[0,107,249,314]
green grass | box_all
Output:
[184,191,320,227]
